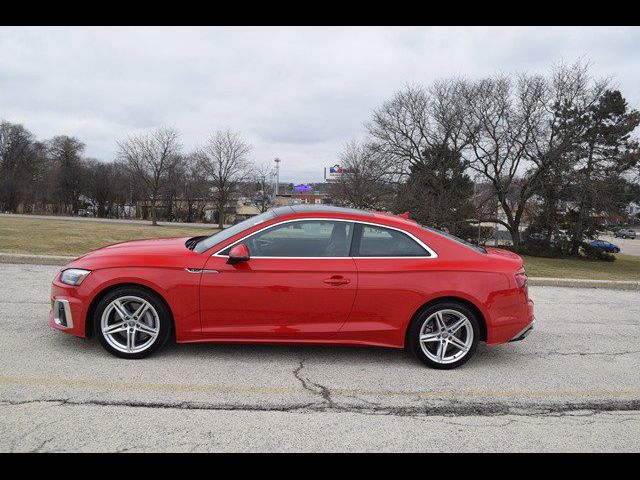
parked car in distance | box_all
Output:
[589,239,621,253]
[614,229,637,239]
[49,205,535,369]
[527,232,547,242]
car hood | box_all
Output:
[66,237,206,270]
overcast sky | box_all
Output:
[1,26,639,182]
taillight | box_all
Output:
[515,267,528,289]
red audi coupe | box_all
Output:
[49,205,535,369]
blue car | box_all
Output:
[589,240,620,253]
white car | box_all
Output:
[614,229,637,239]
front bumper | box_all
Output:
[509,319,536,342]
[51,298,74,328]
[49,280,88,337]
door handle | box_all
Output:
[323,276,350,286]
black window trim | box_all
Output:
[213,218,438,259]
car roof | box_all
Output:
[272,205,374,217]
[270,205,419,228]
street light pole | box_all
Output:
[274,158,281,199]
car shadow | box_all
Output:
[45,330,527,370]
[161,340,413,366]
[156,339,522,369]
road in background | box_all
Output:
[0,263,638,452]
[601,235,640,257]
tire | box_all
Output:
[407,301,480,370]
[94,286,172,359]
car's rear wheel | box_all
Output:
[408,302,480,369]
[94,287,172,359]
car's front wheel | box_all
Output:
[408,302,480,369]
[94,287,172,359]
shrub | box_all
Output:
[581,242,616,262]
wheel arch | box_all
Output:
[85,282,175,339]
[405,296,488,346]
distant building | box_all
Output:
[275,192,331,206]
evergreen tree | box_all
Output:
[395,145,474,236]
[564,90,640,254]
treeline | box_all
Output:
[2,60,640,257]
[331,62,640,256]
[0,124,274,228]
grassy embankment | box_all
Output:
[0,216,215,257]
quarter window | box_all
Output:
[356,225,428,257]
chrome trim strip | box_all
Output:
[185,268,219,274]
[212,218,438,259]
[53,299,73,328]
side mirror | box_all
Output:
[227,243,250,265]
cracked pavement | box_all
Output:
[0,263,639,452]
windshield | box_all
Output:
[194,211,277,254]
[420,225,487,254]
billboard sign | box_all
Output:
[294,184,312,192]
[324,165,344,181]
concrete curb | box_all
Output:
[0,253,638,291]
[528,277,640,291]
[0,253,75,266]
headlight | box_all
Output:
[59,269,91,286]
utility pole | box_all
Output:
[273,158,281,199]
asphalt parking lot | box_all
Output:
[0,263,639,452]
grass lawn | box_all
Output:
[1,216,638,280]
[521,254,640,281]
[0,216,217,257]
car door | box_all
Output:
[340,223,437,341]
[199,219,358,339]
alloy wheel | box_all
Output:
[100,295,160,354]
[418,309,474,365]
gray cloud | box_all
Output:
[1,26,639,182]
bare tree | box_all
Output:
[366,80,472,222]
[528,62,608,245]
[197,130,252,228]
[462,63,610,249]
[48,135,86,214]
[368,81,468,178]
[460,73,550,249]
[84,159,116,217]
[111,162,136,219]
[162,154,188,222]
[249,161,274,213]
[0,121,38,213]
[178,153,210,222]
[117,127,182,225]
[331,139,395,209]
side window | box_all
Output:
[223,221,354,257]
[356,225,429,257]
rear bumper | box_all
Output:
[486,297,535,345]
[509,319,536,342]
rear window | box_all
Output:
[356,225,429,257]
[421,226,487,254]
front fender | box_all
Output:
[74,267,202,341]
